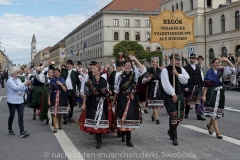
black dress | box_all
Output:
[145,67,164,109]
[83,76,113,133]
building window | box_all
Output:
[146,47,151,53]
[124,19,129,27]
[172,5,174,12]
[176,3,178,10]
[113,19,118,26]
[156,47,161,52]
[207,0,212,8]
[135,20,140,27]
[135,32,140,41]
[209,18,212,35]
[125,32,129,40]
[114,32,118,40]
[146,20,150,27]
[209,48,214,66]
[226,0,231,3]
[146,32,150,41]
[181,1,183,11]
[222,47,227,57]
[235,11,240,30]
[235,45,240,57]
[221,15,225,33]
[190,0,193,10]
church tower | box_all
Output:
[31,34,37,62]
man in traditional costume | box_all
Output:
[161,53,189,146]
[184,53,205,120]
[61,60,81,124]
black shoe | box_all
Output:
[184,115,188,119]
[96,142,101,149]
[63,120,68,124]
[151,116,155,122]
[126,141,134,147]
[46,119,49,125]
[167,129,173,140]
[207,124,213,135]
[20,131,29,138]
[8,130,15,136]
[144,109,148,113]
[197,115,206,121]
[53,129,57,133]
[172,138,179,146]
[156,119,160,124]
[216,133,223,139]
[122,136,126,142]
[33,116,36,120]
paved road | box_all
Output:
[0,88,240,160]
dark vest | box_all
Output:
[166,65,184,94]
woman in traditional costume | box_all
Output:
[39,69,53,124]
[202,57,235,139]
[48,68,68,133]
[113,55,146,147]
[142,59,164,124]
[81,64,113,149]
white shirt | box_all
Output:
[161,67,189,96]
[114,66,147,94]
[190,63,196,70]
[36,72,45,83]
[66,70,73,90]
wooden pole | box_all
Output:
[172,47,175,89]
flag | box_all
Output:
[77,50,79,56]
[71,49,73,55]
[83,41,87,52]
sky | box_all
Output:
[0,0,112,65]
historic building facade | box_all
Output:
[64,0,161,67]
[49,40,66,65]
[160,0,240,66]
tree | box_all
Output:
[112,41,147,61]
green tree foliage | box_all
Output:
[112,41,162,64]
[112,41,147,61]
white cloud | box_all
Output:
[0,13,87,64]
[0,0,12,5]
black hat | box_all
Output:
[116,62,123,67]
[89,61,97,65]
[189,53,197,59]
[66,59,74,65]
[169,53,181,60]
[77,61,82,65]
[197,55,204,60]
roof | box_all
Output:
[41,46,52,52]
[102,0,162,12]
[31,34,36,43]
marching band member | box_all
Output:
[202,57,235,139]
[113,55,146,147]
[184,54,205,120]
[81,64,113,149]
[161,53,189,146]
[61,60,81,124]
[142,59,164,124]
[48,68,68,133]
